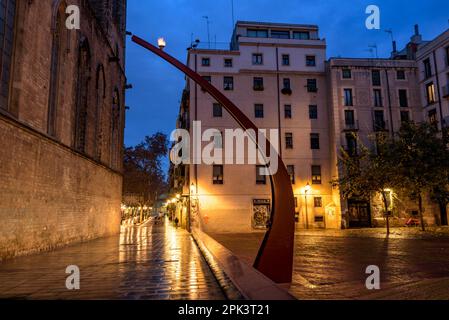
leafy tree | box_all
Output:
[392,122,449,231]
[332,133,398,234]
[123,133,169,221]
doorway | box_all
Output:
[348,199,372,228]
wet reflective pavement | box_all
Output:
[0,219,225,300]
[210,229,449,300]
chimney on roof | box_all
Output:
[411,24,422,44]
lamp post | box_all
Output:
[157,37,166,50]
[304,183,311,229]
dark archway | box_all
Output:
[132,35,295,284]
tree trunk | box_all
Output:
[439,201,448,226]
[382,192,390,235]
[140,205,144,224]
[418,194,425,232]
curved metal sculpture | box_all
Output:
[132,35,295,283]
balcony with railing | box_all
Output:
[343,120,359,132]
[373,119,389,132]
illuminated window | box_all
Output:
[287,165,296,184]
[312,166,322,185]
[426,82,436,104]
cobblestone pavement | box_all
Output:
[210,228,449,300]
[0,219,225,300]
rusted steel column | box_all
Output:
[132,35,295,283]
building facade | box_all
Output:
[327,58,430,228]
[175,22,341,233]
[415,29,449,130]
[173,21,449,233]
[0,0,127,260]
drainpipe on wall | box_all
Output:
[432,50,445,130]
[276,47,282,157]
[385,69,394,135]
[194,54,199,192]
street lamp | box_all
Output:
[304,183,311,229]
[157,37,166,50]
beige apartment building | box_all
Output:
[173,22,449,233]
[415,29,449,129]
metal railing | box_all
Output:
[343,120,359,131]
[373,119,389,132]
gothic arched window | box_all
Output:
[0,0,16,111]
[111,88,121,169]
[47,1,67,137]
[95,64,106,160]
[74,38,91,153]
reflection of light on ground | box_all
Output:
[163,218,183,293]
[188,237,199,298]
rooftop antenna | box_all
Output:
[231,0,235,27]
[385,29,394,42]
[203,16,211,49]
[385,29,397,55]
[365,48,375,58]
[368,44,378,58]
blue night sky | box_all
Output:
[124,0,449,168]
